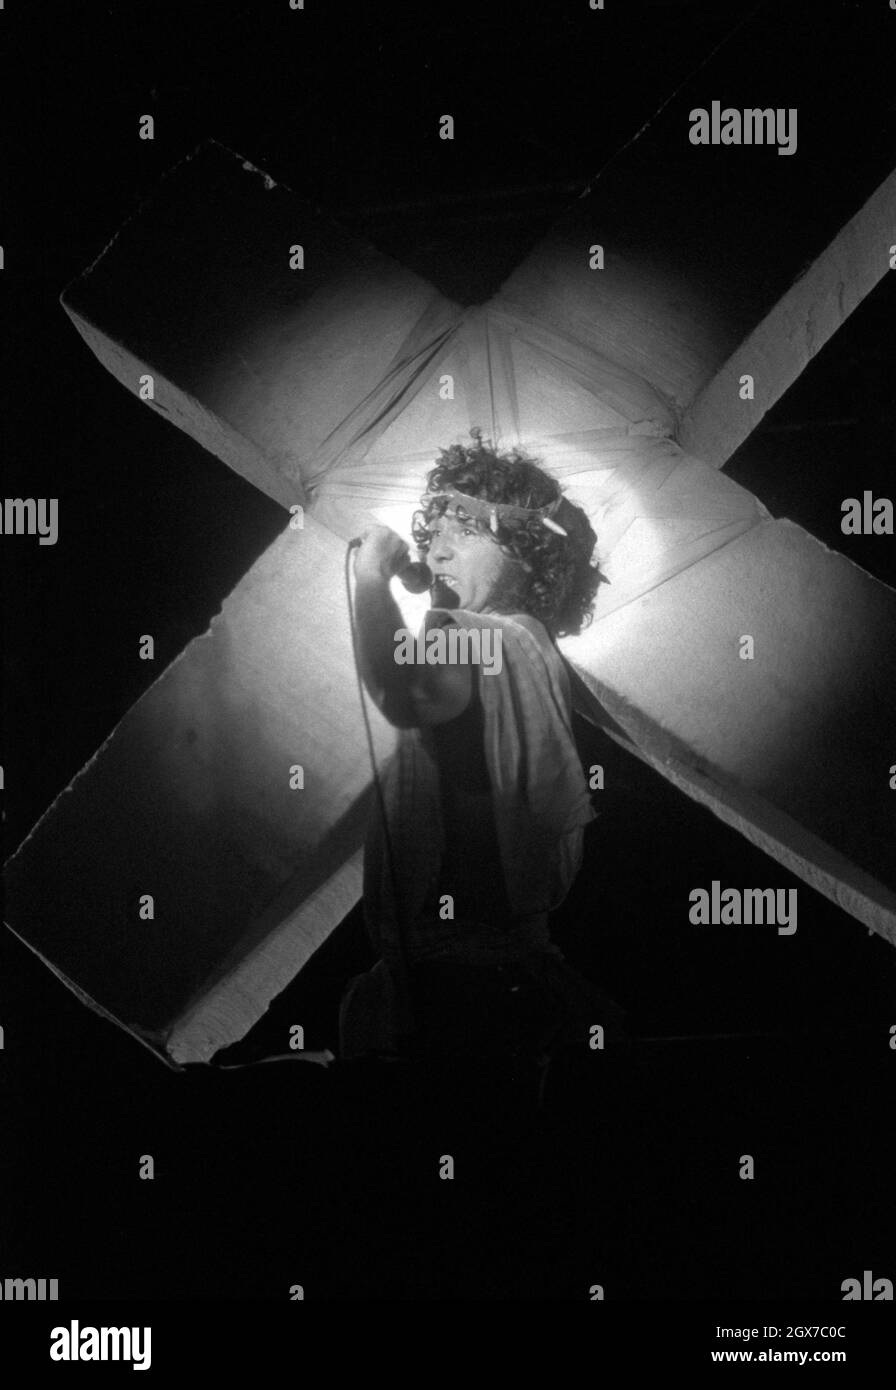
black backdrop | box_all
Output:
[2,0,895,1306]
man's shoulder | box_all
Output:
[424,609,562,688]
[426,607,550,643]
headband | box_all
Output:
[425,485,570,536]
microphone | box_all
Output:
[394,561,434,594]
[348,537,433,594]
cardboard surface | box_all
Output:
[8,141,894,1063]
[5,516,396,1055]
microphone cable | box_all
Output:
[344,542,417,1049]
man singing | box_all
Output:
[340,431,610,1066]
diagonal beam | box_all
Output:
[5,514,395,1065]
[679,169,896,468]
[61,141,463,512]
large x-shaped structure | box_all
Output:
[6,122,895,1065]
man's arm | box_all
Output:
[353,525,472,728]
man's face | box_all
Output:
[427,509,516,613]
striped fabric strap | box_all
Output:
[426,485,570,536]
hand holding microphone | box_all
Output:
[349,525,432,594]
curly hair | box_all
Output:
[411,431,605,637]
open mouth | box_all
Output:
[431,573,461,606]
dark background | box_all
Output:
[1,0,895,1300]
